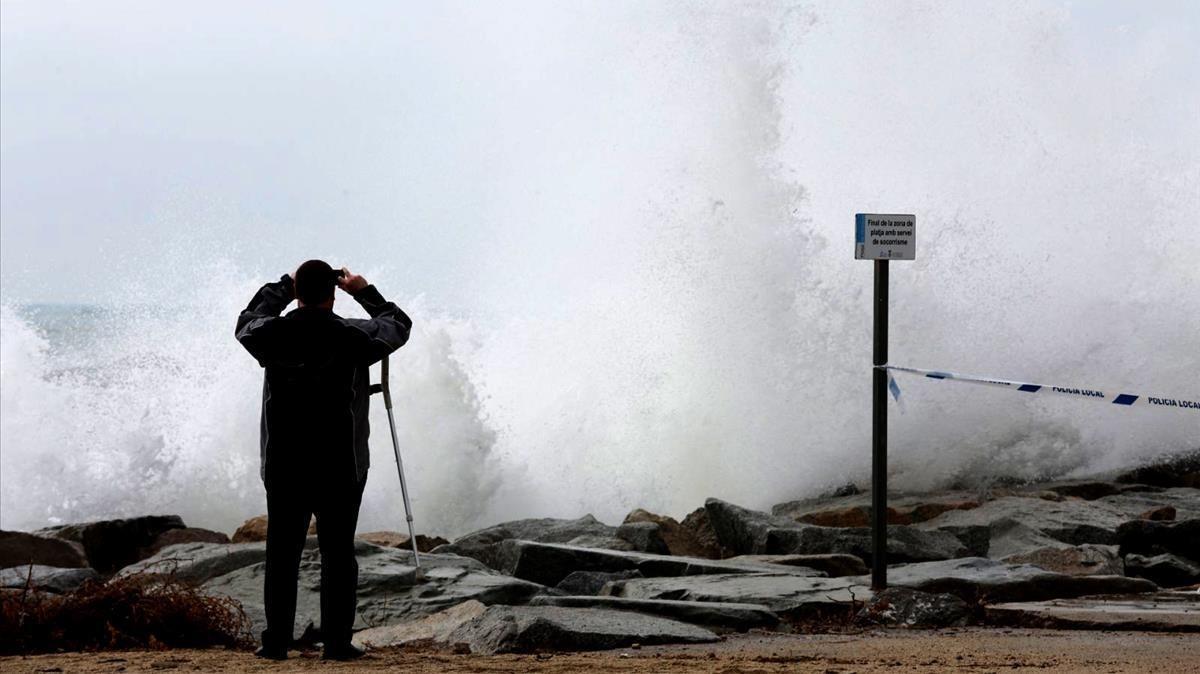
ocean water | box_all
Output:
[2,2,1198,537]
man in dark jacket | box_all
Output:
[235,259,411,661]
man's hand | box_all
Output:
[337,267,369,295]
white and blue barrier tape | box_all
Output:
[883,364,1199,412]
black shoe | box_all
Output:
[254,645,288,661]
[322,643,366,661]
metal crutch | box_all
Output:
[372,356,421,567]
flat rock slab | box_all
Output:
[117,541,275,585]
[496,540,826,587]
[353,599,487,649]
[917,497,1134,558]
[883,557,1158,603]
[202,544,545,640]
[605,572,870,616]
[0,565,99,593]
[725,554,868,577]
[705,498,968,563]
[529,595,779,631]
[987,592,1200,632]
[447,605,719,654]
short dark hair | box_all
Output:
[295,259,338,305]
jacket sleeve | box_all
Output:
[344,284,412,365]
[235,275,294,365]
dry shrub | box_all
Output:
[0,567,253,654]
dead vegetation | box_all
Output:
[0,566,253,654]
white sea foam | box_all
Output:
[1,2,1197,536]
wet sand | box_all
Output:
[5,628,1199,673]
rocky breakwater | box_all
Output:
[4,451,1199,652]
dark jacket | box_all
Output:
[235,275,412,485]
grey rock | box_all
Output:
[1002,544,1123,576]
[79,515,187,573]
[202,543,545,641]
[616,521,670,555]
[1098,488,1200,521]
[605,573,869,616]
[0,530,89,570]
[447,605,718,654]
[705,498,968,563]
[529,595,779,632]
[1125,553,1200,588]
[353,600,488,649]
[1117,519,1200,561]
[917,497,1133,557]
[883,557,1157,603]
[765,523,968,564]
[987,591,1200,632]
[145,528,230,556]
[724,554,868,577]
[0,565,99,593]
[624,509,724,559]
[556,570,643,596]
[493,540,825,588]
[435,515,640,570]
[856,587,970,628]
[117,541,277,585]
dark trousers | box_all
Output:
[261,471,367,650]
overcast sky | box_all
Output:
[2,1,1198,304]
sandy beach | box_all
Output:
[5,629,1200,674]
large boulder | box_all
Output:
[0,530,88,569]
[202,542,545,641]
[1124,554,1200,588]
[615,521,670,556]
[433,515,643,570]
[77,515,187,573]
[605,572,868,616]
[1098,488,1200,522]
[353,600,488,649]
[492,540,826,588]
[855,587,970,628]
[1002,544,1123,576]
[529,595,779,632]
[1117,519,1200,561]
[446,605,719,654]
[116,541,284,585]
[916,496,1133,558]
[705,498,967,563]
[679,507,734,559]
[624,509,717,558]
[772,491,981,525]
[0,565,99,593]
[883,557,1157,603]
[766,523,968,564]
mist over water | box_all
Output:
[2,2,1198,536]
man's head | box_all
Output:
[294,259,341,308]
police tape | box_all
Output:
[881,364,1199,412]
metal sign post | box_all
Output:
[856,213,915,590]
